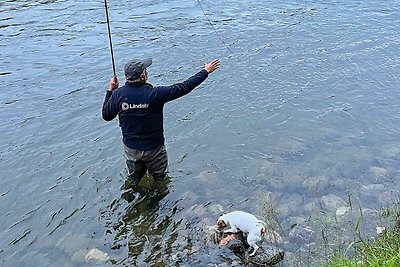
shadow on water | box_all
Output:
[110,174,173,265]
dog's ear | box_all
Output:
[217,219,227,229]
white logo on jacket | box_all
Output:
[121,102,149,111]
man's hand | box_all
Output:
[204,59,221,73]
[108,76,119,91]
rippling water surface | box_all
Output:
[1,0,399,266]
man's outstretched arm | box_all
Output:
[153,59,220,103]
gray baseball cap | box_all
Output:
[124,58,152,80]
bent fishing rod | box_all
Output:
[104,0,116,76]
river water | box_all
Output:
[1,0,399,266]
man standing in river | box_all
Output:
[102,58,220,189]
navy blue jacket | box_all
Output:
[102,69,208,151]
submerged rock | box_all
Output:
[85,248,109,263]
[206,226,284,266]
[378,190,400,206]
[336,206,350,216]
[264,228,284,245]
[288,224,314,243]
[303,175,329,192]
[370,166,388,177]
[360,183,386,196]
[222,233,249,253]
[320,194,346,212]
[246,245,285,266]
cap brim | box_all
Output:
[142,58,152,68]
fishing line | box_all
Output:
[104,0,116,76]
[197,0,233,55]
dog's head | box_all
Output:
[217,213,228,230]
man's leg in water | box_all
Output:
[145,145,168,188]
[124,145,148,188]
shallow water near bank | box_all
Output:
[1,0,399,266]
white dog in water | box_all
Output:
[217,211,267,256]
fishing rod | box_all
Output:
[104,0,116,76]
[197,0,233,55]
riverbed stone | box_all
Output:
[215,260,242,267]
[381,145,400,157]
[206,225,284,266]
[284,216,307,229]
[303,200,321,214]
[360,183,386,197]
[247,244,285,266]
[355,208,379,233]
[378,190,399,206]
[258,159,277,178]
[84,248,109,263]
[303,175,329,193]
[265,176,286,191]
[320,194,346,212]
[370,166,388,178]
[277,193,304,217]
[288,224,314,243]
[329,178,348,192]
[336,206,350,216]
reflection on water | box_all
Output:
[1,0,400,266]
[109,176,172,265]
[101,175,227,266]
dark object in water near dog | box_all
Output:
[245,245,285,266]
[208,227,284,266]
[220,232,249,253]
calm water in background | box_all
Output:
[1,0,399,266]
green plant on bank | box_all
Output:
[324,202,400,267]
